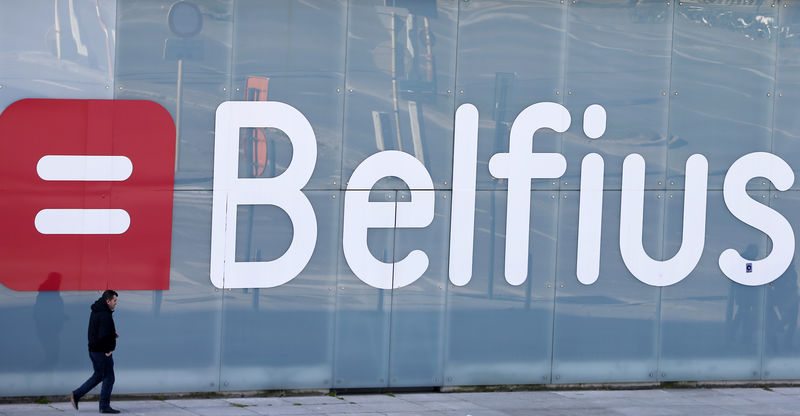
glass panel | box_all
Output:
[668,2,777,191]
[552,191,661,383]
[659,190,766,381]
[220,191,340,390]
[773,2,800,191]
[231,0,346,189]
[561,0,671,191]
[0,288,100,395]
[333,190,395,388]
[456,0,566,191]
[114,0,234,190]
[763,190,800,379]
[342,0,458,190]
[388,190,449,387]
[0,0,116,111]
[119,190,222,393]
[444,190,557,385]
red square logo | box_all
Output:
[0,99,175,291]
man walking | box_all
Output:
[70,290,120,414]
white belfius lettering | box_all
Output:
[486,102,569,286]
[576,153,603,285]
[344,151,434,289]
[618,153,708,287]
[211,101,317,289]
[210,101,795,289]
[719,152,794,286]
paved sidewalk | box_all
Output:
[2,388,800,415]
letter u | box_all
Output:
[619,154,708,286]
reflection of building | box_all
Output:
[242,76,269,177]
[3,0,800,397]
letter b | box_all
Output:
[210,101,317,288]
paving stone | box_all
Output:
[353,400,426,412]
[327,413,389,416]
[718,403,800,415]
[503,409,605,416]
[223,397,287,407]
[187,406,261,416]
[248,403,370,416]
[394,393,464,402]
[666,405,741,416]
[166,398,233,408]
[772,388,800,396]
[611,405,688,416]
[436,410,511,416]
[340,394,399,403]
[394,399,484,411]
[283,396,348,405]
[122,409,197,416]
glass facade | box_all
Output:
[2,0,800,396]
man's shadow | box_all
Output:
[33,272,68,370]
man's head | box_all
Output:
[102,290,118,311]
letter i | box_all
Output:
[576,105,606,285]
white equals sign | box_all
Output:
[35,155,132,235]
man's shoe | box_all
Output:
[100,408,120,414]
[69,392,78,410]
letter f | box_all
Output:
[488,102,569,285]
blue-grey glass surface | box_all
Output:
[773,3,800,191]
[9,191,225,394]
[0,0,118,396]
[667,2,776,191]
[221,191,340,390]
[333,190,395,388]
[561,0,671,191]
[0,0,115,111]
[231,0,346,189]
[763,190,800,379]
[0,288,101,395]
[114,0,233,190]
[341,0,457,190]
[112,191,222,393]
[552,191,661,383]
[444,190,557,385]
[659,191,766,381]
[456,0,565,191]
[8,0,800,397]
[388,190,449,387]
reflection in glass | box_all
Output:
[764,191,800,379]
[668,3,776,190]
[34,273,67,370]
[659,191,765,381]
[552,191,660,383]
[342,0,457,189]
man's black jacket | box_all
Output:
[87,297,116,353]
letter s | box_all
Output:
[720,152,795,286]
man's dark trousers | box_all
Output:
[73,351,115,409]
